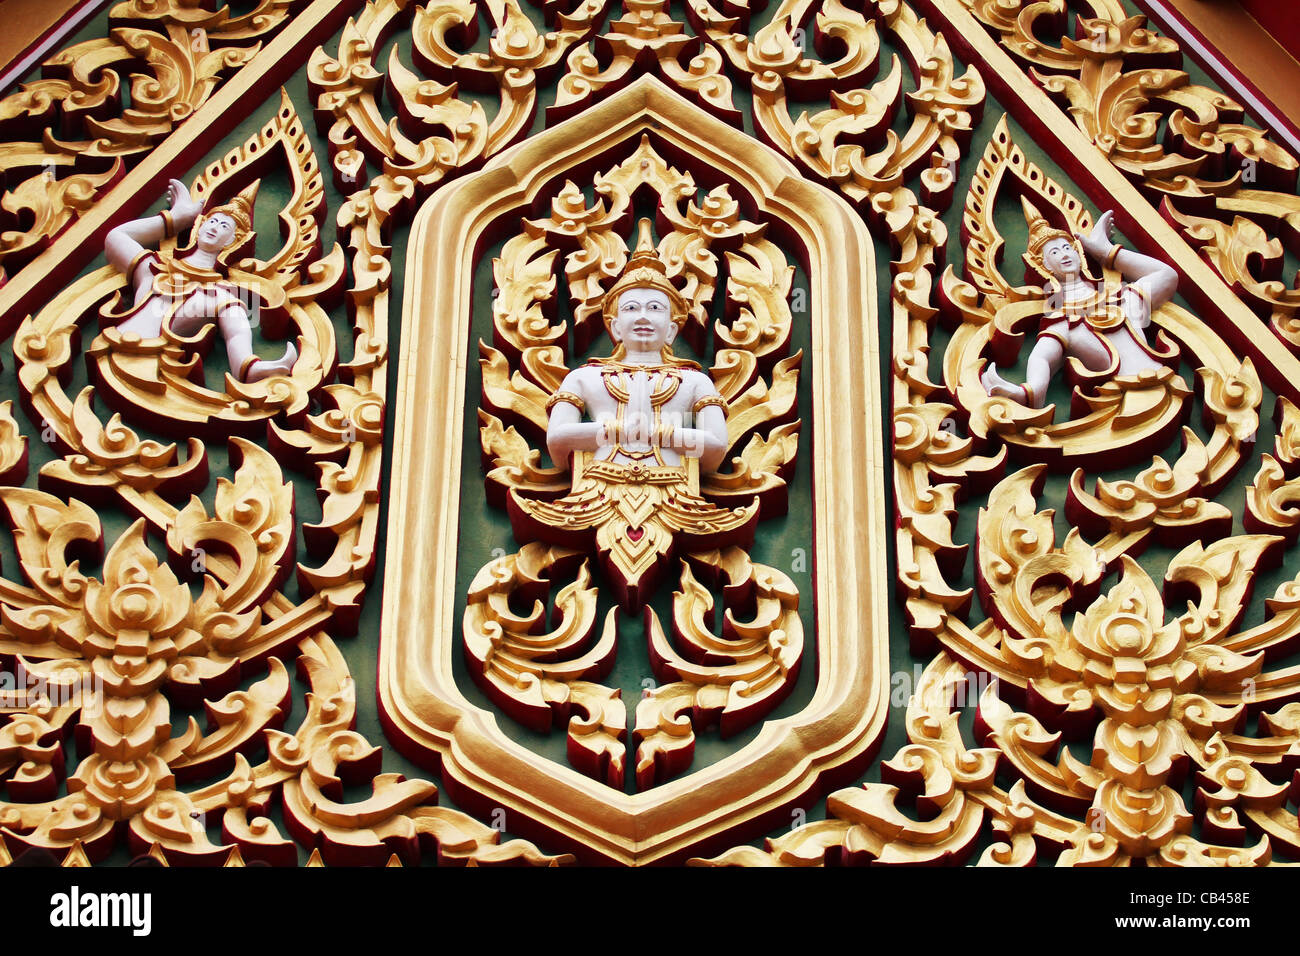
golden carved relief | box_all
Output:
[457,135,812,795]
[953,0,1300,358]
[0,83,565,867]
[703,112,1300,867]
[0,0,1295,873]
[0,0,318,279]
[381,77,887,864]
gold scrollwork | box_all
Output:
[956,0,1300,358]
[0,0,318,280]
[463,134,804,790]
[0,77,564,866]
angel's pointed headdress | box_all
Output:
[201,180,259,241]
[601,218,688,334]
[1021,196,1080,281]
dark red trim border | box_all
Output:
[0,0,104,96]
[1132,0,1300,157]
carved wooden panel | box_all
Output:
[0,0,1294,870]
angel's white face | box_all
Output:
[610,287,676,352]
[1041,237,1081,280]
[196,213,238,254]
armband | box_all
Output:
[1039,327,1070,351]
[692,395,728,418]
[159,210,176,238]
[546,390,585,414]
[1105,243,1122,270]
[126,249,155,278]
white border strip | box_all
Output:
[1142,0,1300,159]
[0,1,107,97]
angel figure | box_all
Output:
[981,201,1178,408]
[543,248,729,474]
[104,178,298,383]
[509,219,756,607]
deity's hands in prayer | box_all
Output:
[544,279,729,474]
[510,219,756,608]
[104,178,298,384]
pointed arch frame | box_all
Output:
[378,76,888,865]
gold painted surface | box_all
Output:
[470,176,804,789]
[0,87,567,867]
[0,0,87,75]
[0,0,318,278]
[0,0,1296,868]
[1160,0,1300,123]
[381,75,887,865]
[951,0,1300,357]
[0,0,363,339]
[702,113,1300,867]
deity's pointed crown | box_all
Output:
[602,218,688,330]
[202,180,259,238]
[1021,196,1075,262]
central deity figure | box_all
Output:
[981,201,1178,407]
[508,221,758,608]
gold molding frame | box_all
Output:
[379,75,888,865]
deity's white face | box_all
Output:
[1040,237,1081,280]
[611,287,676,352]
[196,213,239,254]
